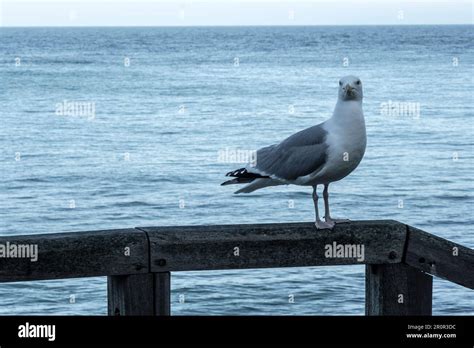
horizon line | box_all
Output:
[1,23,472,28]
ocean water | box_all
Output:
[0,26,473,315]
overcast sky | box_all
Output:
[0,0,472,27]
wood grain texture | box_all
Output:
[108,274,154,315]
[107,272,170,316]
[154,272,171,316]
[0,228,148,282]
[405,226,474,289]
[1,221,472,317]
[365,263,433,315]
[140,220,407,272]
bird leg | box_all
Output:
[313,185,334,229]
[323,184,350,225]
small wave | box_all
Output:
[15,177,49,183]
[23,110,44,114]
[113,201,157,208]
[35,59,95,65]
[432,195,472,201]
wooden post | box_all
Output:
[107,272,171,316]
[154,272,171,316]
[108,274,154,315]
[365,264,432,315]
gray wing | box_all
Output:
[253,123,329,181]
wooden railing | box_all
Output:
[0,220,472,315]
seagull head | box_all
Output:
[338,76,363,101]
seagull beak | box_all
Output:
[344,85,354,96]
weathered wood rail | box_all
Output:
[0,220,472,315]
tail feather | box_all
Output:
[222,167,277,193]
[234,178,283,194]
[221,177,254,186]
[221,167,269,186]
[224,167,269,179]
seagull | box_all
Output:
[221,76,366,229]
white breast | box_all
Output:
[316,101,366,184]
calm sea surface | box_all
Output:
[0,26,473,315]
